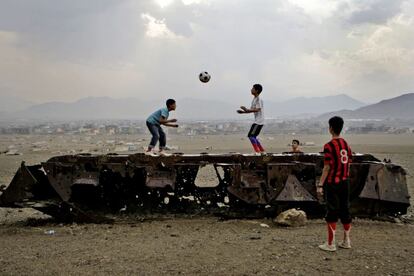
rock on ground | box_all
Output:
[274,208,307,227]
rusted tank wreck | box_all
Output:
[0,152,410,222]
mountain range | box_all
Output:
[0,95,35,113]
[0,93,412,120]
[267,94,366,117]
[318,93,414,120]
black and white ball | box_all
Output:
[199,71,211,83]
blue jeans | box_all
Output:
[146,122,166,150]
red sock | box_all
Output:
[257,142,265,152]
[343,223,351,231]
[343,223,351,241]
[251,143,260,152]
[327,222,337,246]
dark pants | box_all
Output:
[146,122,166,150]
[247,123,263,138]
[247,124,264,152]
[324,179,352,224]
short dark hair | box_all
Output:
[292,139,300,145]
[166,99,176,107]
[253,84,263,94]
[329,116,344,135]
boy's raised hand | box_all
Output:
[237,109,245,114]
[240,106,247,111]
[164,123,179,128]
[170,119,177,123]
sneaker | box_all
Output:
[144,150,157,156]
[253,152,261,156]
[158,151,171,157]
[318,242,336,252]
[338,240,351,249]
[260,151,267,156]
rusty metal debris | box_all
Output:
[0,153,410,222]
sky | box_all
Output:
[0,0,413,104]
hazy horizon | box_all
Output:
[1,0,413,104]
[1,91,373,105]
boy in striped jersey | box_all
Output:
[317,116,353,252]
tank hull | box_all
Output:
[0,153,410,222]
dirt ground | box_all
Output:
[1,133,413,275]
[0,216,413,276]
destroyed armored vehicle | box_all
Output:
[0,152,410,222]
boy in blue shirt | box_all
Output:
[146,99,178,155]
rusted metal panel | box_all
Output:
[42,162,73,202]
[377,164,410,204]
[358,163,382,200]
[146,166,176,189]
[228,166,267,204]
[276,174,317,202]
[0,162,37,206]
[268,163,316,202]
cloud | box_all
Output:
[345,0,404,25]
[287,0,341,22]
[141,13,181,39]
[0,0,413,104]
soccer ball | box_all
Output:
[199,71,211,83]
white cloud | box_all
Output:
[141,13,181,39]
[182,0,208,5]
[153,0,208,8]
[288,0,341,22]
[154,0,174,8]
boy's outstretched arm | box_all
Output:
[159,117,177,124]
[159,116,178,127]
[163,123,179,128]
[237,106,261,114]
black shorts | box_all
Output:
[324,179,352,224]
[248,124,263,138]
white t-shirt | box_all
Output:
[251,96,264,125]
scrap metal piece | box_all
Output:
[267,163,316,202]
[378,164,410,204]
[0,162,37,206]
[228,167,267,204]
[276,174,317,202]
[146,166,176,189]
[42,162,73,202]
[359,163,410,204]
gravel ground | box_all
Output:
[0,214,413,276]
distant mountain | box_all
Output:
[318,93,414,120]
[266,94,366,118]
[4,97,238,120]
[11,97,150,120]
[0,95,35,113]
[0,94,376,120]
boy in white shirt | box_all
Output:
[237,84,265,154]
